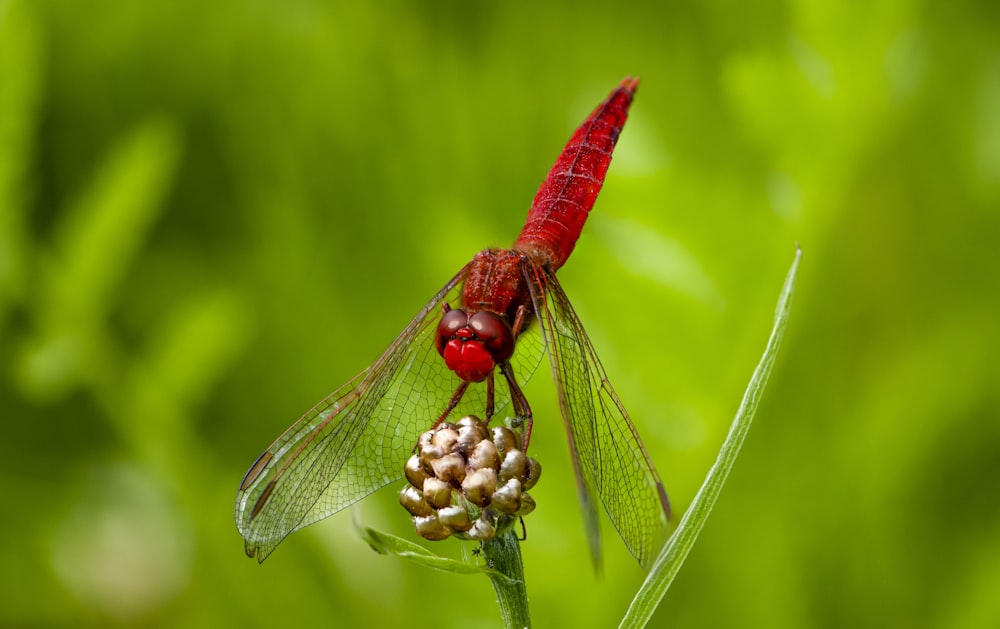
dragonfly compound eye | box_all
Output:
[436,308,469,353]
[468,312,515,364]
[436,309,514,382]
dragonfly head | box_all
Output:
[436,307,515,382]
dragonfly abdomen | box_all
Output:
[514,77,638,271]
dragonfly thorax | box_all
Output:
[435,307,515,382]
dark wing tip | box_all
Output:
[658,481,672,522]
[244,539,273,564]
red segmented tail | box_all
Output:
[513,76,638,270]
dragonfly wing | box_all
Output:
[235,259,550,561]
[235,263,476,561]
[524,261,670,570]
[503,298,548,414]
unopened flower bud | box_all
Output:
[499,449,527,483]
[491,478,523,514]
[523,457,542,490]
[430,452,466,483]
[431,427,459,452]
[517,493,536,516]
[400,485,434,517]
[467,439,499,472]
[423,477,453,509]
[462,468,497,507]
[492,426,521,456]
[401,414,541,543]
[419,443,445,467]
[466,516,497,541]
[438,505,473,533]
[456,416,488,451]
[414,515,451,541]
[404,454,429,488]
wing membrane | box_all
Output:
[235,262,546,561]
[524,261,669,569]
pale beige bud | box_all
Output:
[404,454,429,488]
[491,478,523,514]
[438,505,473,533]
[466,516,497,541]
[419,443,445,467]
[431,427,459,452]
[399,485,434,517]
[467,439,499,472]
[499,449,527,483]
[461,468,497,507]
[414,515,451,541]
[491,426,521,456]
[430,452,467,483]
[456,416,488,451]
[423,477,453,509]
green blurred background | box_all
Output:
[2,0,998,627]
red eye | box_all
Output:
[469,312,515,364]
[439,308,468,334]
[436,308,468,356]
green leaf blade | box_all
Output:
[619,246,802,629]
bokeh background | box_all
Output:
[2,0,998,627]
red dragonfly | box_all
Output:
[236,77,670,569]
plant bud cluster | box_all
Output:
[399,415,541,541]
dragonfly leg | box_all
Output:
[499,361,534,450]
[511,304,527,336]
[484,370,496,421]
[434,380,470,427]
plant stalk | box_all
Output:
[482,530,531,629]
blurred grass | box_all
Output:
[622,247,800,629]
[1,0,998,627]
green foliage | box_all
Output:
[621,248,800,628]
[1,0,998,627]
[358,524,531,628]
[357,522,513,581]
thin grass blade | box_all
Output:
[619,246,802,629]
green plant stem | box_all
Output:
[482,530,531,629]
[619,247,801,629]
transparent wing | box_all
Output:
[524,261,670,570]
[235,262,547,561]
